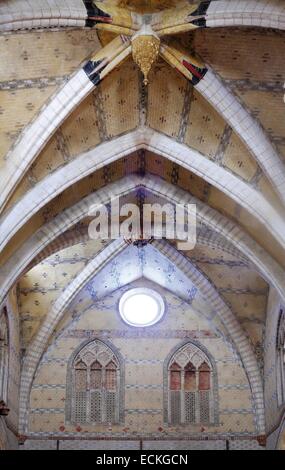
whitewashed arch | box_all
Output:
[27,227,249,272]
[0,0,87,32]
[0,173,284,312]
[196,68,285,205]
[153,0,285,33]
[1,129,285,258]
[19,239,265,434]
[0,212,250,311]
[206,0,285,30]
[1,0,284,32]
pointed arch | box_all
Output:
[164,339,219,425]
[1,20,284,212]
[19,239,265,434]
[160,44,285,205]
[1,0,284,33]
[1,129,285,258]
[0,173,284,315]
[65,338,124,424]
[153,0,285,34]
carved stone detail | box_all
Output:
[132,34,160,85]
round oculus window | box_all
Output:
[119,288,165,327]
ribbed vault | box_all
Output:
[1,0,285,449]
[1,173,283,306]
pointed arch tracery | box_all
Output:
[66,339,124,424]
[165,341,218,425]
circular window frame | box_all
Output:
[119,287,165,328]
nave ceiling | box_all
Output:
[0,0,285,446]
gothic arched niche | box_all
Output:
[164,340,218,426]
[65,339,124,425]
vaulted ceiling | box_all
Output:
[0,0,285,437]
